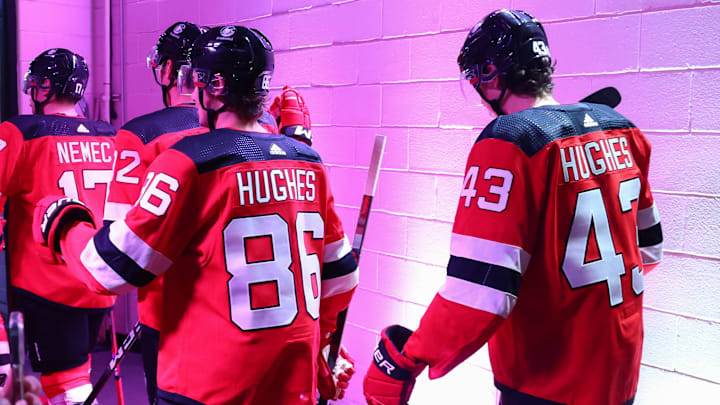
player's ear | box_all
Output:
[162,59,174,85]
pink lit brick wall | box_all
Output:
[105,1,720,403]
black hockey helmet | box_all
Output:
[458,9,550,115]
[147,22,204,106]
[23,48,88,113]
[178,25,274,129]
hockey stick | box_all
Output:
[580,86,621,108]
[319,134,386,405]
[109,311,125,405]
[8,311,24,403]
[83,320,142,405]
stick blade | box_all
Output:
[364,135,386,196]
[580,86,621,108]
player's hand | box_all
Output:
[0,375,44,405]
[318,343,355,400]
[33,196,95,254]
[269,86,312,145]
[363,325,426,405]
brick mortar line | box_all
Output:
[360,248,449,268]
[260,65,720,91]
[664,249,720,261]
[652,190,720,198]
[324,163,463,177]
[640,362,720,386]
[644,305,720,325]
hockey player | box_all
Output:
[107,21,333,404]
[363,9,663,405]
[0,48,115,404]
[104,21,205,405]
[34,26,358,405]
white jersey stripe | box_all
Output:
[323,234,352,263]
[637,204,660,230]
[439,276,517,318]
[321,270,359,299]
[103,201,133,222]
[80,240,135,294]
[109,221,172,276]
[450,233,531,275]
[640,242,663,265]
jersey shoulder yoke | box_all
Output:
[171,129,322,174]
[8,114,115,140]
[478,103,636,157]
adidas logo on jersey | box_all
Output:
[77,124,90,133]
[583,113,599,128]
[0,139,6,152]
[270,143,286,156]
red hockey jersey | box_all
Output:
[0,114,115,308]
[105,107,278,330]
[62,128,358,405]
[404,103,662,405]
[104,105,203,330]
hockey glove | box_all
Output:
[33,196,95,254]
[269,86,312,145]
[363,325,426,405]
[318,343,355,400]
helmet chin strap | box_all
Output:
[474,82,508,116]
[198,90,228,130]
[32,89,54,115]
[160,78,176,108]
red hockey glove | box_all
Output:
[318,343,356,400]
[33,196,95,254]
[270,86,312,145]
[363,325,426,405]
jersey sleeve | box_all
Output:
[628,129,662,271]
[0,122,26,202]
[404,134,544,378]
[318,169,358,339]
[61,149,200,294]
[103,128,146,222]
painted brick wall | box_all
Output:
[113,1,720,403]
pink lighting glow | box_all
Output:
[15,0,720,403]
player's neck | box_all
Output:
[502,92,559,115]
[214,111,269,133]
[166,86,194,107]
[40,102,79,116]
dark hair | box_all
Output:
[227,93,266,122]
[55,93,80,104]
[504,56,555,96]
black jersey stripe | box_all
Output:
[638,222,663,247]
[321,252,358,280]
[93,225,156,288]
[447,255,522,296]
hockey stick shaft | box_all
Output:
[110,311,125,405]
[83,320,142,405]
[8,311,25,403]
[320,135,386,405]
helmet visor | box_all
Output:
[22,73,51,95]
[146,45,163,69]
[177,65,227,96]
